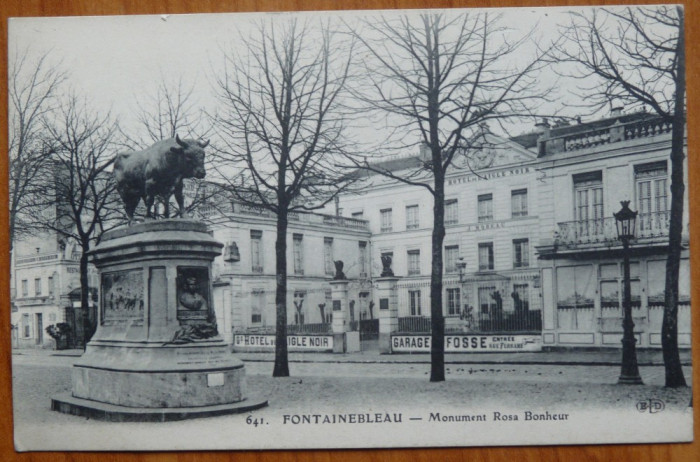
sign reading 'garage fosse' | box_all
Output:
[391,335,542,353]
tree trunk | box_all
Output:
[79,242,94,349]
[273,207,290,377]
[430,165,446,382]
[661,6,687,388]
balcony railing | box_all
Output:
[555,211,669,248]
[543,116,673,154]
[233,202,369,231]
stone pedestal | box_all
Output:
[51,220,267,421]
[376,277,399,354]
[330,279,350,353]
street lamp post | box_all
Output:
[456,258,468,321]
[456,258,467,284]
[614,200,643,385]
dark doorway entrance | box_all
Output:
[35,313,43,345]
[359,318,379,351]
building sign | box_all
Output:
[332,300,341,311]
[102,269,144,322]
[380,298,389,310]
[447,167,531,185]
[391,334,542,353]
[233,334,334,352]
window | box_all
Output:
[599,263,642,317]
[445,199,458,225]
[48,276,55,296]
[351,211,364,219]
[407,250,421,276]
[445,245,459,273]
[635,161,668,234]
[573,171,603,237]
[409,290,422,316]
[324,237,334,276]
[556,265,595,330]
[293,234,304,275]
[34,278,42,296]
[478,242,494,271]
[23,313,30,338]
[251,290,264,324]
[380,208,393,232]
[250,230,263,273]
[446,288,461,316]
[358,241,368,277]
[512,284,530,313]
[478,286,497,315]
[512,239,529,268]
[511,189,528,217]
[478,194,493,222]
[406,205,419,229]
[21,279,28,297]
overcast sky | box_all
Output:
[8,6,636,153]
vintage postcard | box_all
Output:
[8,4,693,451]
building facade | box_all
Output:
[209,202,371,344]
[534,111,690,348]
[337,132,544,338]
[206,110,689,352]
[11,234,97,348]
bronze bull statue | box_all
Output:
[113,134,209,222]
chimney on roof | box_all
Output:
[610,99,624,117]
[535,118,550,134]
[419,143,431,160]
[535,118,551,157]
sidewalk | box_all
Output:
[14,346,692,366]
[233,348,692,366]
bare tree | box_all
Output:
[212,19,356,377]
[556,6,686,387]
[33,93,123,346]
[8,49,66,246]
[348,12,550,382]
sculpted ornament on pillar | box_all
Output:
[380,254,394,277]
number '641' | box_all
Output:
[246,416,264,426]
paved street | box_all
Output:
[11,348,693,451]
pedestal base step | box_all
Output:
[51,392,268,422]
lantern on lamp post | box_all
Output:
[614,200,643,385]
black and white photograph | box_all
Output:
[8,4,693,451]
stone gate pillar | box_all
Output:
[376,276,399,354]
[330,279,349,353]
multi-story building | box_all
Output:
[11,233,95,348]
[337,130,544,338]
[533,109,689,349]
[209,202,371,344]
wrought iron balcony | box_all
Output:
[555,211,670,249]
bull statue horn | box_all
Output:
[175,133,188,147]
[198,139,210,148]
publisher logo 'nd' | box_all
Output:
[636,399,665,413]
